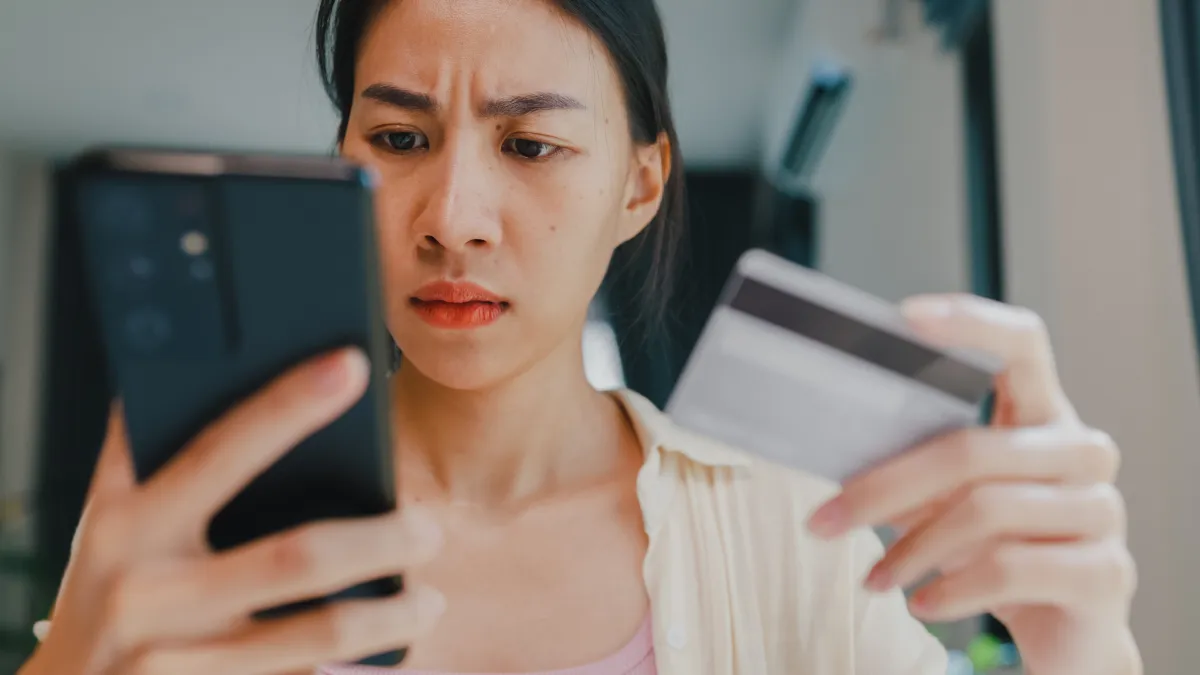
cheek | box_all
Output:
[523,151,625,238]
[512,177,622,329]
[516,166,621,277]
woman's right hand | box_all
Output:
[19,348,445,675]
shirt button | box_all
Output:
[667,624,687,649]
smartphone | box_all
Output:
[668,249,1001,483]
[66,147,405,666]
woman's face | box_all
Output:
[340,0,667,390]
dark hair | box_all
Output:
[314,0,685,330]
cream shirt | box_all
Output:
[613,389,947,674]
[34,388,948,674]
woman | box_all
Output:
[20,0,1140,673]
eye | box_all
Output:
[372,130,429,153]
[501,138,561,160]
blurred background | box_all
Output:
[2,1,1198,673]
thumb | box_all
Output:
[45,401,137,625]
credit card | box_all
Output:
[666,249,1002,483]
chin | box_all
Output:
[393,329,530,392]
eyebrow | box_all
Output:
[480,92,586,117]
[361,84,437,113]
[359,83,586,118]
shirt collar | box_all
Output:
[612,389,751,469]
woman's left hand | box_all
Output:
[806,294,1140,675]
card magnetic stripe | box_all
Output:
[725,277,995,405]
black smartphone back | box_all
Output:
[67,148,404,665]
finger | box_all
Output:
[906,539,1136,623]
[808,424,1120,537]
[138,347,369,533]
[122,587,445,675]
[866,483,1126,591]
[110,508,442,648]
[888,486,967,536]
[901,294,1074,426]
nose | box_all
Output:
[412,141,502,255]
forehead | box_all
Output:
[357,0,621,106]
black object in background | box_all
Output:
[1161,0,1200,394]
[59,148,405,666]
[606,169,818,408]
[779,70,853,184]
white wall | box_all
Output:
[762,0,971,300]
[992,2,1200,673]
[0,154,12,358]
[0,0,793,167]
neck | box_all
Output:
[390,335,634,508]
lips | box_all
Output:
[410,281,509,329]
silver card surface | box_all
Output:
[666,250,1002,483]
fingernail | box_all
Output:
[865,565,893,592]
[415,586,447,619]
[908,591,936,615]
[807,500,847,538]
[901,296,953,320]
[311,348,367,394]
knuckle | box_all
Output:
[1011,304,1048,337]
[320,602,368,652]
[377,526,418,568]
[1010,306,1053,361]
[319,593,429,655]
[1091,483,1127,535]
[1108,543,1138,596]
[1082,427,1121,479]
[946,429,988,480]
[269,529,327,578]
[1072,542,1136,602]
[987,544,1027,595]
[370,594,427,641]
[960,487,1002,530]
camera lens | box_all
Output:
[124,308,172,352]
[104,253,156,290]
[189,258,214,281]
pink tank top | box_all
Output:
[318,615,656,675]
